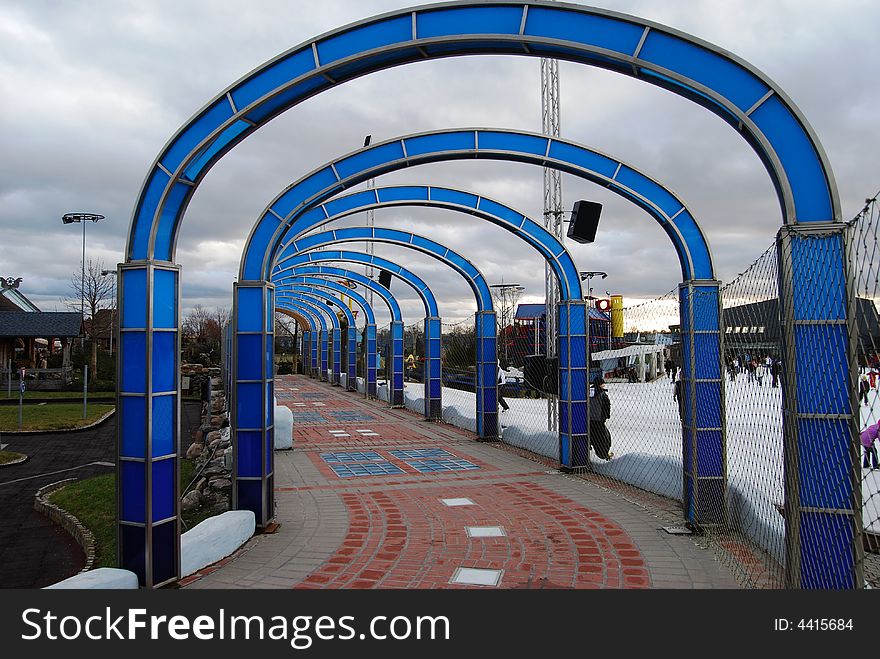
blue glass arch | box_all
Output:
[276,306,316,332]
[276,278,378,325]
[276,266,402,322]
[244,129,715,283]
[128,0,837,265]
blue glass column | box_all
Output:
[301,330,311,375]
[777,225,861,589]
[310,330,319,378]
[475,311,498,441]
[424,316,442,420]
[330,328,342,386]
[319,330,329,382]
[557,301,587,469]
[365,323,377,399]
[390,320,404,407]
[117,261,180,588]
[678,281,727,527]
[346,326,358,391]
[232,281,275,528]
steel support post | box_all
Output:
[232,281,275,528]
[390,320,404,407]
[425,316,442,420]
[777,224,862,589]
[475,310,498,441]
[678,280,727,528]
[557,300,587,469]
[117,261,181,588]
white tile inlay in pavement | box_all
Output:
[441,498,475,507]
[450,568,503,586]
[466,526,506,538]
[313,402,326,406]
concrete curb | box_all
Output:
[0,452,29,468]
[33,478,97,573]
[2,408,116,436]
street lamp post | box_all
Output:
[62,213,105,348]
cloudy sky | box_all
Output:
[2,0,878,327]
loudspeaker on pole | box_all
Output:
[567,200,603,244]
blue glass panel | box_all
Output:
[121,332,146,394]
[430,187,479,209]
[160,99,234,173]
[317,15,411,64]
[694,382,722,429]
[120,525,146,585]
[237,382,262,428]
[237,287,263,332]
[238,431,261,478]
[152,520,177,585]
[155,181,192,261]
[131,169,171,260]
[481,131,549,158]
[795,325,848,414]
[184,120,250,182]
[335,142,407,180]
[615,165,683,219]
[694,430,723,477]
[547,141,619,179]
[799,513,855,588]
[232,48,315,109]
[571,402,588,434]
[639,31,769,113]
[694,334,721,380]
[791,236,845,321]
[120,397,146,458]
[750,96,832,223]
[287,205,330,240]
[121,461,146,524]
[237,480,262,518]
[568,305,587,334]
[674,211,711,280]
[266,288,274,332]
[798,419,852,510]
[151,331,176,392]
[678,288,691,332]
[525,7,644,55]
[418,5,521,37]
[266,339,274,382]
[152,395,175,457]
[477,197,528,229]
[570,337,587,367]
[243,216,283,280]
[377,185,430,203]
[266,429,274,473]
[404,131,475,157]
[274,167,340,220]
[122,268,147,329]
[152,458,175,522]
[237,334,262,380]
[152,269,177,329]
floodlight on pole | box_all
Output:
[62,213,105,348]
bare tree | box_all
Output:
[182,305,230,364]
[67,258,114,381]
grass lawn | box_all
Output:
[48,458,224,569]
[0,450,26,465]
[0,403,114,432]
[13,391,116,400]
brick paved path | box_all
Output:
[185,375,739,589]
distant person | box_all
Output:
[673,377,686,423]
[860,421,880,470]
[589,377,613,460]
[497,361,510,413]
[859,374,871,406]
[771,359,781,388]
[755,362,766,387]
[664,358,673,378]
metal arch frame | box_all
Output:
[122,1,855,589]
[129,0,837,266]
[277,270,396,322]
[279,293,337,382]
[281,290,353,386]
[275,227,494,311]
[276,306,315,377]
[277,279,375,391]
[276,257,442,413]
[275,307,313,331]
[278,230,495,423]
[248,128,715,283]
[277,299,326,378]
[276,254,439,318]
[275,184,587,299]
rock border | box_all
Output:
[3,408,115,436]
[34,478,96,573]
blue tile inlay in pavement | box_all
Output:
[321,451,385,463]
[404,459,480,473]
[292,412,325,423]
[390,448,454,460]
[329,410,376,422]
[327,462,406,478]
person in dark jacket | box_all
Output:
[589,377,613,460]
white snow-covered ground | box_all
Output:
[395,376,880,561]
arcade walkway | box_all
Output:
[182,375,739,589]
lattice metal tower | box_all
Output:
[541,54,562,431]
